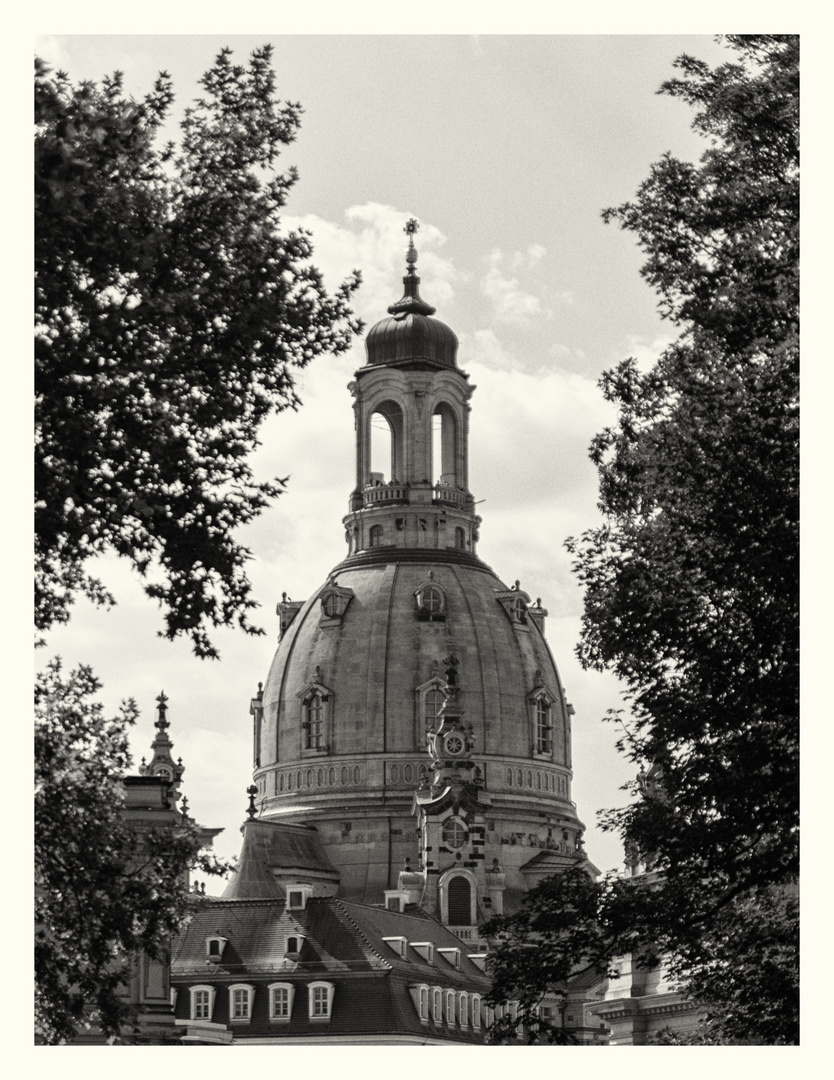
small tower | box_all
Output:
[343,219,481,558]
[138,691,185,804]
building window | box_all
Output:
[472,994,482,1030]
[535,698,552,755]
[190,985,215,1021]
[455,526,466,549]
[458,991,469,1028]
[412,984,430,1021]
[415,579,447,621]
[420,586,443,614]
[442,818,467,851]
[229,984,254,1022]
[369,524,383,547]
[432,986,443,1023]
[309,981,334,1020]
[425,686,444,729]
[446,989,456,1025]
[447,875,473,925]
[268,983,295,1022]
[304,693,323,749]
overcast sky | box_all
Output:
[36,33,735,887]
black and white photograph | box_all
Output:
[34,27,799,1054]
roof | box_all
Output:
[171,895,489,1042]
[222,819,338,900]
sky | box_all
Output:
[35,32,735,888]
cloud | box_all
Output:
[480,248,546,323]
[283,203,461,327]
[35,36,71,70]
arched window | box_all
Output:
[535,697,552,756]
[309,981,335,1020]
[369,523,383,547]
[471,994,482,1030]
[432,986,443,1023]
[455,526,466,549]
[304,693,323,749]
[432,403,458,488]
[425,686,444,729]
[268,983,294,1022]
[190,985,215,1021]
[458,991,469,1028]
[229,984,255,1022]
[446,989,456,1026]
[447,875,473,925]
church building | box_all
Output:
[168,223,688,1044]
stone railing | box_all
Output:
[432,485,468,509]
[363,482,410,505]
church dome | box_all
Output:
[250,221,588,912]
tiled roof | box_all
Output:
[171,895,489,1042]
[222,819,337,900]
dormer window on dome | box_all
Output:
[415,575,446,621]
[298,668,332,756]
[319,579,354,625]
[496,582,532,626]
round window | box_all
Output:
[444,733,465,756]
[442,818,468,850]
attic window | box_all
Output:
[287,884,313,910]
[286,934,305,956]
[205,935,228,963]
[382,936,408,957]
[468,953,488,972]
[384,890,409,912]
[437,947,461,970]
[410,941,434,964]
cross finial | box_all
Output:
[404,218,419,237]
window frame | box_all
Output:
[308,980,335,1021]
[189,984,216,1021]
[471,993,482,1030]
[268,982,295,1023]
[228,983,255,1023]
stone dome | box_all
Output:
[254,551,581,907]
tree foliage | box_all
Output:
[486,35,798,1045]
[35,658,227,1044]
[35,47,361,657]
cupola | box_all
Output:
[364,219,458,368]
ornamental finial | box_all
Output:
[247,784,258,819]
[404,218,419,271]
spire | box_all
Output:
[387,218,436,317]
[138,691,185,800]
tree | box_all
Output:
[35,659,228,1044]
[485,35,798,1044]
[35,47,361,658]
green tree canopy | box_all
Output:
[35,46,361,657]
[485,35,798,1045]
